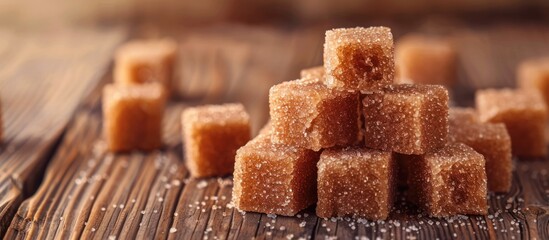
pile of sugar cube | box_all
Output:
[102,27,549,220]
[228,26,548,219]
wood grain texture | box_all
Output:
[4,24,549,239]
[0,28,127,236]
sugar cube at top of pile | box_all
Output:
[324,27,395,92]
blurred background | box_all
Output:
[1,0,548,27]
[1,0,549,132]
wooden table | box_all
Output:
[1,22,549,239]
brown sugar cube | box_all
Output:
[476,88,547,157]
[517,57,549,107]
[363,84,449,155]
[449,113,512,192]
[269,78,361,151]
[300,65,325,79]
[232,131,320,216]
[182,104,251,178]
[103,83,166,152]
[114,39,178,91]
[409,143,488,217]
[317,147,395,220]
[395,35,456,86]
[324,27,395,92]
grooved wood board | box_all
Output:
[2,24,549,239]
[0,28,127,236]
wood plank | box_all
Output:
[5,24,549,239]
[0,28,127,236]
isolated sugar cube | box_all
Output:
[362,84,449,155]
[232,130,320,216]
[102,83,167,152]
[324,27,394,92]
[300,65,325,79]
[476,88,547,157]
[317,147,395,220]
[269,78,361,151]
[182,104,251,178]
[114,39,178,91]
[449,109,512,192]
[517,57,549,107]
[395,35,456,86]
[408,143,488,217]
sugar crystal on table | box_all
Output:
[449,111,512,192]
[362,84,449,155]
[102,82,166,152]
[395,35,456,86]
[114,39,178,91]
[324,27,394,92]
[409,143,488,217]
[476,88,547,157]
[182,103,251,178]
[269,78,361,151]
[317,147,395,220]
[517,57,549,107]
[232,129,320,216]
[300,66,325,79]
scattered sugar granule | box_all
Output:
[170,227,177,233]
[197,181,208,189]
[172,179,182,186]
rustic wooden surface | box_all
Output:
[1,23,549,239]
[0,28,126,236]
